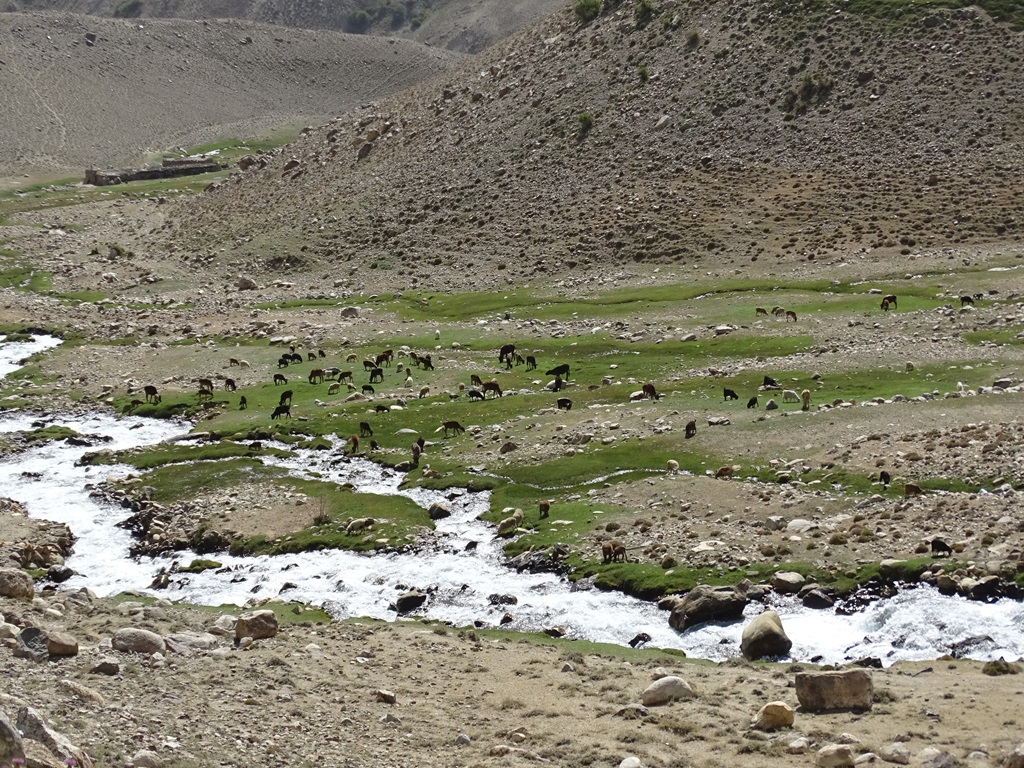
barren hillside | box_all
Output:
[0,12,462,174]
[166,0,1024,288]
[5,0,567,52]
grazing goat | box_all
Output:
[362,384,375,395]
[363,359,377,372]
[470,374,484,388]
[278,356,290,368]
[307,352,317,361]
[348,434,360,454]
[801,389,811,411]
[782,389,799,403]
[552,374,564,393]
[904,482,924,499]
[274,374,287,385]
[287,353,303,364]
[197,389,212,402]
[309,368,325,384]
[483,380,502,398]
[642,382,659,400]
[882,294,897,309]
[328,382,341,395]
[375,404,389,413]
[279,389,293,405]
[346,353,358,363]
[763,376,780,389]
[526,355,537,371]
[337,370,353,383]
[685,420,697,439]
[359,422,374,437]
[197,378,214,393]
[239,396,247,410]
[225,379,236,391]
[960,295,975,306]
[229,358,240,366]
[441,420,465,437]
[143,385,161,404]
[879,470,891,486]
[715,465,735,479]
[771,306,785,317]
[369,440,379,451]
[369,368,384,383]
[499,343,516,364]
[468,389,485,401]
[271,404,291,419]
[557,397,572,410]
[723,388,739,401]
[419,386,430,399]
[420,354,434,371]
[539,500,551,519]
[318,349,326,358]
[375,352,392,368]
[411,442,422,465]
[785,310,798,322]
[546,363,570,379]
[931,538,953,556]
[881,298,892,312]
[755,307,768,316]
[747,396,758,409]
[602,542,615,563]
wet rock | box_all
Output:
[395,589,427,614]
[0,568,34,600]
[771,571,805,594]
[235,610,279,641]
[668,584,747,631]
[112,627,167,655]
[750,701,794,731]
[46,565,74,584]
[428,502,451,520]
[741,610,792,660]
[802,588,836,609]
[796,669,873,712]
[640,676,696,706]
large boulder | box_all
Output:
[235,610,279,641]
[0,569,34,600]
[796,669,873,712]
[46,631,79,658]
[641,676,696,706]
[741,610,793,660]
[668,585,747,631]
[112,628,166,655]
[771,571,806,594]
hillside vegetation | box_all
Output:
[166,0,1024,286]
[0,12,462,173]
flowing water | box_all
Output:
[2,336,1022,665]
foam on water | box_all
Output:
[2,336,1022,664]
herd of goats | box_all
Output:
[125,290,978,552]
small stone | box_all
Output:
[376,689,397,704]
[455,734,471,746]
[816,744,856,768]
[235,610,279,641]
[130,749,166,768]
[90,657,120,676]
[112,627,166,655]
[878,742,911,765]
[619,757,646,768]
[751,701,795,731]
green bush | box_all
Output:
[577,111,595,134]
[346,10,372,33]
[113,0,143,18]
[635,0,655,22]
[575,0,602,22]
[637,64,650,82]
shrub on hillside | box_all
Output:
[346,9,372,33]
[635,0,655,23]
[575,0,602,22]
[113,0,143,17]
[577,111,595,135]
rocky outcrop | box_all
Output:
[796,670,873,712]
[0,568,34,600]
[112,627,167,655]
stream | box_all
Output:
[1,335,1022,665]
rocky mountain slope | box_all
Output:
[166,0,1024,288]
[0,12,462,173]
[4,0,567,52]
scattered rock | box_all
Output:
[0,568,34,600]
[395,589,427,614]
[750,701,795,731]
[816,743,856,767]
[741,610,792,661]
[668,584,747,630]
[235,610,279,641]
[112,627,167,655]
